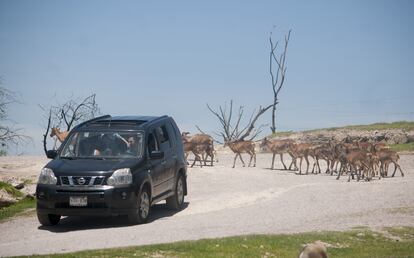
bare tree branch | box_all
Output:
[206,101,273,143]
[239,104,273,140]
[40,93,100,155]
[0,87,31,152]
[269,28,292,134]
[195,125,207,134]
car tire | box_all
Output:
[128,187,151,224]
[37,212,61,226]
[166,174,185,210]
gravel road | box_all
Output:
[1,153,413,257]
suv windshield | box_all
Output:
[60,131,144,159]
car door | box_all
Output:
[146,131,164,198]
[155,124,175,192]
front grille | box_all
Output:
[94,177,105,185]
[61,177,70,185]
[60,176,106,186]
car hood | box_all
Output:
[45,157,145,176]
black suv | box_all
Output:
[36,115,187,225]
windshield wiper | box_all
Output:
[88,157,107,160]
[60,156,79,160]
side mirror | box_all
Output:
[46,150,58,159]
[149,150,164,159]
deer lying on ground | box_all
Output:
[225,140,256,168]
[260,138,292,170]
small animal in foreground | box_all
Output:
[298,241,328,258]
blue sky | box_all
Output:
[0,0,413,154]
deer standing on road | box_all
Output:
[288,142,312,174]
[225,140,256,168]
[376,149,404,177]
[181,132,216,166]
[260,138,292,170]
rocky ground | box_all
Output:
[271,128,414,146]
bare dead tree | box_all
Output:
[0,86,31,152]
[40,93,100,155]
[58,94,100,131]
[206,100,273,143]
[269,28,292,134]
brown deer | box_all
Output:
[310,143,335,174]
[190,133,216,166]
[225,140,256,168]
[182,136,207,168]
[376,149,404,177]
[288,142,312,174]
[50,127,69,143]
[182,132,216,166]
[337,149,375,182]
[260,138,291,170]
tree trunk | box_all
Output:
[271,104,276,134]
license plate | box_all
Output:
[69,196,87,207]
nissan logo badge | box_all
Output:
[77,177,86,185]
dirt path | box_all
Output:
[0,153,413,257]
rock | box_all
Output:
[299,241,328,258]
[14,183,25,190]
[0,189,18,208]
[385,132,408,144]
[20,184,36,197]
[406,132,414,143]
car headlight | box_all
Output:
[38,167,57,185]
[107,168,133,186]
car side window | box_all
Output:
[167,122,177,146]
[156,125,171,150]
[147,132,159,154]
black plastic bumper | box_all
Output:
[36,184,138,216]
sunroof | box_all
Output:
[87,120,147,128]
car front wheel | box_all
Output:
[166,174,185,210]
[128,187,151,224]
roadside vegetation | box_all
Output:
[339,121,414,131]
[25,227,414,258]
[390,142,414,152]
[306,121,414,132]
[0,181,35,222]
[272,130,294,137]
[0,181,25,198]
[272,121,414,136]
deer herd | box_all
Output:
[182,132,405,182]
[49,127,405,182]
